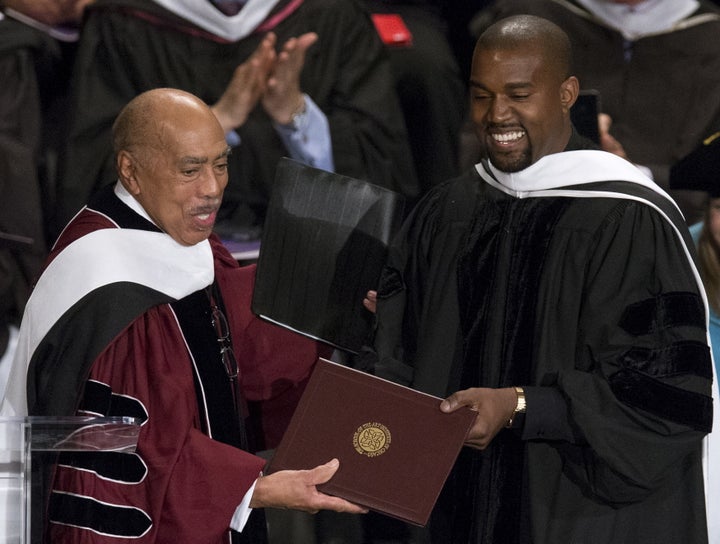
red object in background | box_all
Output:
[371,13,413,47]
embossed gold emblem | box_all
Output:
[353,422,391,457]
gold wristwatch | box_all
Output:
[506,386,526,428]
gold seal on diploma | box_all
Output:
[353,422,391,457]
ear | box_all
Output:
[560,76,580,112]
[117,149,141,196]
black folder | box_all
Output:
[251,159,405,352]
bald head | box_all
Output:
[112,88,223,163]
[476,15,573,84]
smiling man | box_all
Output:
[469,17,576,173]
[471,0,720,225]
[0,88,367,543]
[372,15,715,544]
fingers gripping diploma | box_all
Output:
[250,458,369,514]
[440,388,518,450]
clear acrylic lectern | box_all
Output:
[0,416,141,544]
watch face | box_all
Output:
[276,101,307,131]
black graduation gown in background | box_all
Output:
[56,0,418,235]
[0,17,55,351]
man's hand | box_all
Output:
[262,32,318,125]
[440,387,518,450]
[250,458,369,514]
[598,113,628,159]
[211,32,277,133]
[363,290,377,314]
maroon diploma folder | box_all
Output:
[267,358,476,526]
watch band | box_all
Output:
[505,386,526,428]
[278,97,307,132]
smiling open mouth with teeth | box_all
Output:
[492,131,526,143]
[192,209,217,228]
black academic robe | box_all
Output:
[0,17,53,346]
[55,0,418,235]
[374,146,713,543]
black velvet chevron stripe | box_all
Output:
[48,491,152,537]
[619,292,705,336]
[609,369,713,432]
[79,380,149,423]
[620,341,713,380]
[57,452,147,483]
[78,381,111,415]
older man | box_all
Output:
[1,88,366,543]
